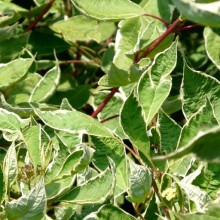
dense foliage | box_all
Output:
[0,0,220,219]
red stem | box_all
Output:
[92,18,181,120]
[25,0,55,32]
[144,14,170,28]
[135,18,180,63]
[91,88,118,118]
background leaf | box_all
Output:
[95,205,136,220]
[173,0,220,27]
[51,15,115,43]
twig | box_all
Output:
[135,18,180,63]
[124,143,143,163]
[144,14,170,28]
[152,179,171,220]
[91,88,118,118]
[59,60,99,66]
[100,114,119,123]
[174,24,201,32]
[133,204,145,220]
[25,0,55,32]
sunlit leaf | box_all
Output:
[59,161,115,204]
[137,40,177,126]
[71,0,145,20]
[0,58,33,90]
[31,106,113,137]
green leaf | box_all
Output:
[182,64,220,122]
[113,17,142,71]
[0,1,27,14]
[5,180,46,220]
[173,0,220,27]
[55,130,82,150]
[126,159,152,203]
[137,39,177,126]
[29,65,60,102]
[0,23,18,42]
[22,124,41,168]
[3,143,18,193]
[153,126,220,163]
[46,175,76,199]
[5,73,42,105]
[95,205,136,220]
[59,162,115,204]
[0,165,5,203]
[193,163,220,200]
[98,63,136,87]
[90,136,128,193]
[32,106,113,137]
[178,100,218,148]
[0,108,30,134]
[77,167,99,186]
[204,27,220,69]
[46,144,93,181]
[178,165,210,211]
[71,0,145,20]
[0,58,33,90]
[120,91,151,161]
[0,92,58,117]
[0,33,29,63]
[159,110,182,153]
[175,205,220,219]
[51,15,115,43]
[54,204,75,220]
